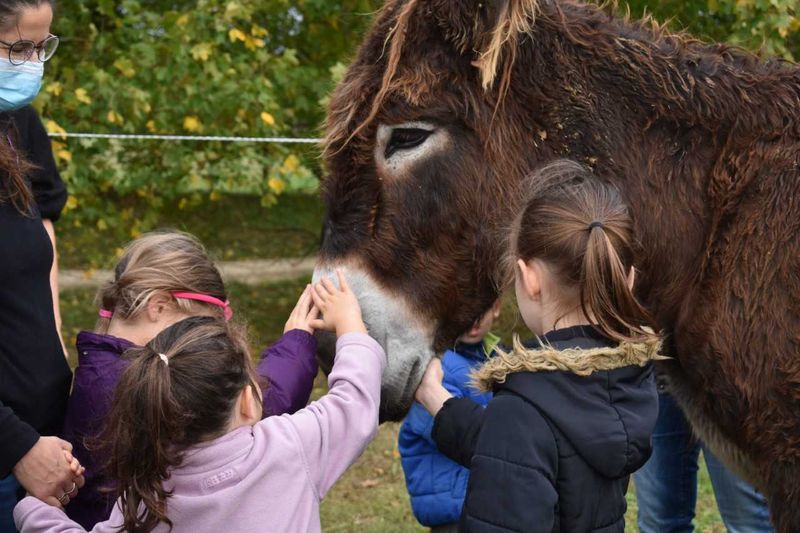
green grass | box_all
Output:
[59,277,725,531]
[57,194,324,270]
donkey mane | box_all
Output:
[326,0,800,159]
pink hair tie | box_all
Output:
[172,292,233,321]
[98,309,114,319]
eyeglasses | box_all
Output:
[0,34,59,66]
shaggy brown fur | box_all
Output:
[320,0,800,528]
[472,335,665,391]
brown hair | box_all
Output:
[1,129,34,215]
[96,231,229,331]
[509,159,655,344]
[102,316,257,532]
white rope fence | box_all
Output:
[46,132,323,144]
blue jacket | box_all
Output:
[398,341,494,526]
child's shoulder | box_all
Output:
[75,330,137,359]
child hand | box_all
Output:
[309,270,367,337]
[414,357,451,416]
[284,285,320,334]
[63,450,85,478]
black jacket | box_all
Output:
[0,106,70,477]
[433,326,659,532]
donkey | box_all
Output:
[313,0,800,527]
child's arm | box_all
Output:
[258,285,319,417]
[286,272,385,498]
[13,496,121,532]
[414,358,486,467]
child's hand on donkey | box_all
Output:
[415,357,451,417]
[284,285,320,334]
[310,270,368,337]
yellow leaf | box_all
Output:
[96,219,108,231]
[45,119,67,139]
[65,195,78,210]
[251,24,268,38]
[113,58,136,78]
[178,198,189,210]
[74,88,92,105]
[45,82,62,96]
[183,115,203,132]
[268,177,286,194]
[281,154,300,173]
[260,112,275,126]
[209,190,222,201]
[130,227,142,238]
[191,43,213,62]
[176,14,190,26]
[146,120,156,132]
[56,149,72,162]
[228,28,247,43]
[107,110,122,124]
[244,36,265,50]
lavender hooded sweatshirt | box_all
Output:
[60,328,319,528]
[15,332,385,533]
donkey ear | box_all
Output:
[432,0,540,90]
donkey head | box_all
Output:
[316,0,556,421]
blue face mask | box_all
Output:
[0,57,43,112]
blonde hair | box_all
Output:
[96,231,228,332]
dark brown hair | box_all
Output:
[1,129,34,215]
[96,231,229,331]
[509,159,655,344]
[101,316,256,532]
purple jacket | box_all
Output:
[16,333,385,533]
[61,328,318,529]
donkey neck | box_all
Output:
[514,6,769,325]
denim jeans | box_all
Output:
[0,475,21,533]
[634,392,773,533]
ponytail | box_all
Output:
[582,225,654,344]
[100,317,255,532]
[110,347,178,532]
[510,160,657,344]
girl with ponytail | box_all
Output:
[59,231,322,529]
[415,160,662,532]
[15,279,385,532]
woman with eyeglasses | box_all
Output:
[0,2,85,532]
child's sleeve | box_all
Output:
[14,496,123,532]
[287,332,385,498]
[257,329,319,417]
[432,397,487,467]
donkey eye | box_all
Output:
[385,128,433,158]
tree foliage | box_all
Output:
[40,0,379,231]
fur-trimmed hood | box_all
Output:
[474,325,661,479]
[473,331,664,392]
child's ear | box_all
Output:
[145,293,173,322]
[491,298,502,318]
[516,259,541,300]
[240,384,261,422]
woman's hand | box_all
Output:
[414,358,452,417]
[309,270,367,337]
[13,437,86,508]
[283,285,320,334]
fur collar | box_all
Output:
[472,335,666,392]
